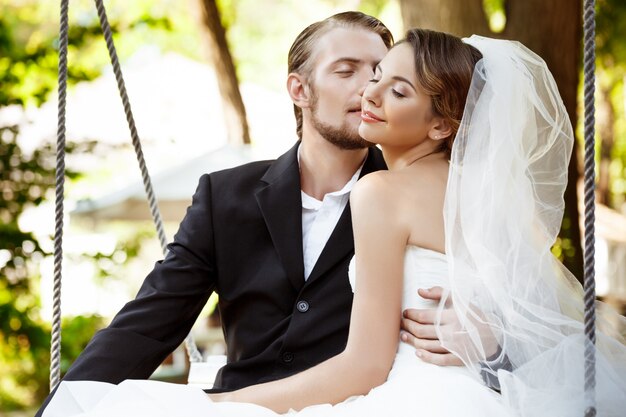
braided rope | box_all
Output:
[582,0,597,416]
[50,0,70,392]
[92,0,202,363]
[93,0,168,254]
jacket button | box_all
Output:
[296,300,309,313]
[282,352,294,363]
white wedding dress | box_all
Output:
[45,246,513,417]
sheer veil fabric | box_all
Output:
[438,35,626,416]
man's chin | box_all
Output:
[346,129,376,149]
[336,127,375,149]
[312,117,372,150]
[330,137,373,150]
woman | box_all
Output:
[45,30,626,417]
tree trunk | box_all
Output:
[399,0,584,281]
[197,0,251,145]
[504,0,584,282]
[399,0,490,35]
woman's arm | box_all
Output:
[212,173,408,413]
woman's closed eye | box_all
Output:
[392,89,405,98]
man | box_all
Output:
[37,11,462,416]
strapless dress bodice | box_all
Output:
[348,245,449,311]
[348,245,450,362]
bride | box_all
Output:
[45,29,626,417]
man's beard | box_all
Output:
[309,86,373,150]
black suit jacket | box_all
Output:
[36,143,387,415]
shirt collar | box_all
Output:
[298,145,365,207]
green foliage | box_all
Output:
[0,311,104,411]
[0,126,55,301]
[71,226,157,283]
[0,2,99,107]
[58,315,106,376]
[0,293,50,410]
[0,0,179,108]
[217,0,237,30]
[482,0,506,32]
[597,0,626,68]
[596,0,626,208]
[358,0,390,17]
[609,81,626,203]
[0,125,103,409]
[0,124,152,410]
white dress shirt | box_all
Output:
[298,148,365,280]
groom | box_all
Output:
[37,11,466,416]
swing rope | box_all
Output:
[93,0,170,257]
[51,0,203,391]
[92,0,203,366]
[582,0,597,416]
[50,0,69,392]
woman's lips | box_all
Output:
[361,110,384,123]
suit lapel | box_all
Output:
[305,147,387,286]
[255,142,305,292]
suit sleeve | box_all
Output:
[480,347,513,392]
[36,174,217,416]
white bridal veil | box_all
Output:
[438,35,626,416]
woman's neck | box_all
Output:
[381,142,443,171]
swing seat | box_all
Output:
[187,355,227,389]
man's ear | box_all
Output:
[287,72,311,109]
[428,118,453,141]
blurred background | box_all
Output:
[1,0,625,414]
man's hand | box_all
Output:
[401,286,501,366]
[400,286,464,366]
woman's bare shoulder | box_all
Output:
[354,163,446,201]
[351,171,403,207]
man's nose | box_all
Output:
[357,68,375,97]
[357,81,368,97]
